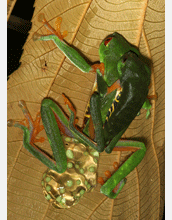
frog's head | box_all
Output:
[99,32,140,86]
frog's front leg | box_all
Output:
[89,92,105,152]
[62,94,99,151]
[141,98,151,119]
[33,13,93,73]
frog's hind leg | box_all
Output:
[100,140,146,198]
[7,100,65,172]
[98,162,126,199]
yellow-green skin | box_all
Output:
[15,31,152,199]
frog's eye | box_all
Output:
[104,37,113,46]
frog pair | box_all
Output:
[8,14,152,201]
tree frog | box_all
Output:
[8,13,152,200]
